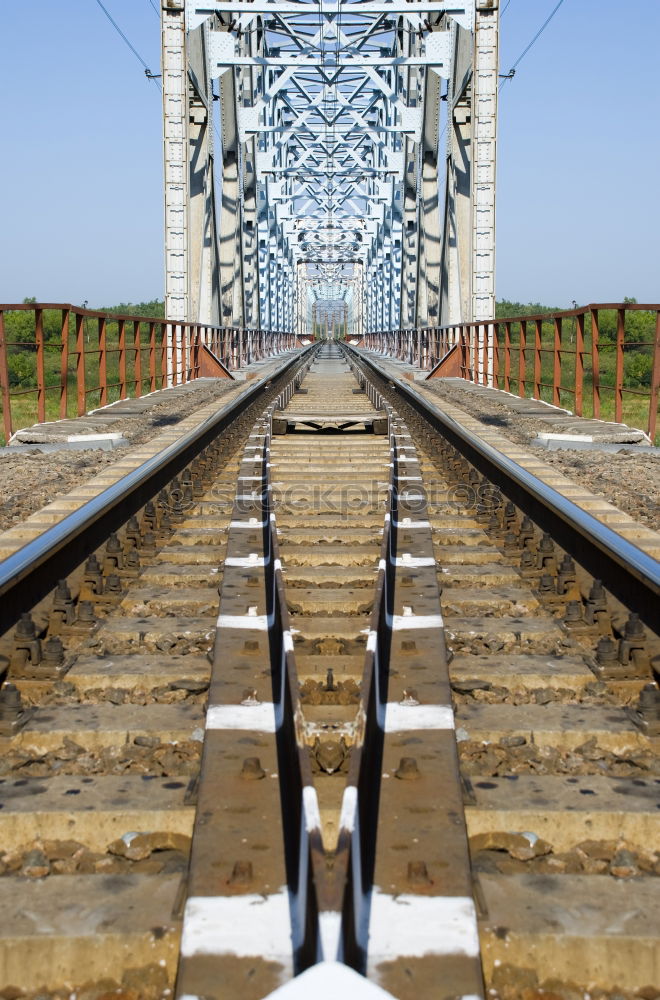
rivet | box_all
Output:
[407,860,432,886]
[228,860,253,885]
[240,757,266,780]
[394,757,420,780]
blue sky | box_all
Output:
[0,0,658,309]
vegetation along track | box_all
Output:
[0,342,658,1000]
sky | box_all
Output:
[0,0,658,310]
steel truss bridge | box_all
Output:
[162,0,498,353]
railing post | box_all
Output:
[98,315,108,406]
[0,310,13,442]
[590,308,600,420]
[160,323,168,387]
[504,321,511,393]
[149,322,157,392]
[172,324,180,386]
[76,311,86,415]
[118,318,127,399]
[192,325,197,377]
[35,307,46,423]
[481,323,488,385]
[615,307,625,423]
[59,307,70,419]
[134,321,142,397]
[533,319,542,399]
[518,319,527,399]
[648,310,660,440]
[493,321,500,387]
[553,316,562,408]
[460,325,468,378]
[574,310,585,416]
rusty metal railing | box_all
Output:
[0,302,298,442]
[363,303,660,440]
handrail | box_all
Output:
[0,301,299,441]
[362,302,660,439]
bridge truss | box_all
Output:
[161,0,499,338]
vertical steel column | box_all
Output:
[162,1,188,380]
[472,2,499,381]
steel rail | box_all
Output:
[256,345,395,970]
[348,346,660,632]
[0,346,315,638]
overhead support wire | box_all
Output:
[500,0,568,90]
[93,0,161,89]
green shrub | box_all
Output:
[623,352,653,388]
[7,352,37,387]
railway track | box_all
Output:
[0,342,657,1000]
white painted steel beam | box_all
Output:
[164,0,495,363]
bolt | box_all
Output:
[106,533,122,554]
[520,549,535,570]
[142,501,158,530]
[125,549,141,570]
[324,668,337,692]
[77,600,96,624]
[125,516,141,549]
[104,573,122,594]
[240,757,266,780]
[618,612,649,671]
[0,683,23,721]
[407,860,432,886]
[394,757,420,780]
[563,600,583,625]
[15,613,36,639]
[538,573,555,594]
[142,531,158,552]
[537,534,556,573]
[596,636,618,665]
[501,501,517,529]
[82,555,104,596]
[556,555,576,594]
[42,636,64,665]
[624,613,645,639]
[54,580,72,602]
[502,531,521,555]
[104,533,123,571]
[585,579,609,628]
[637,684,660,720]
[228,860,253,886]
